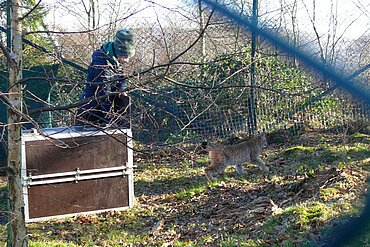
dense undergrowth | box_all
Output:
[0,130,369,246]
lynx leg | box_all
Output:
[205,158,228,181]
[217,163,227,174]
[205,167,215,181]
[235,163,248,175]
[252,157,269,172]
[205,161,216,181]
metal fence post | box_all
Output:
[248,0,258,134]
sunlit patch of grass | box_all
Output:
[238,177,252,185]
[173,183,210,200]
[320,188,340,202]
[294,202,338,229]
[28,241,79,247]
[280,146,321,174]
[258,193,367,247]
[348,133,369,144]
[282,146,315,156]
[27,206,160,246]
[172,239,197,246]
[278,139,369,176]
[172,231,262,246]
[0,224,7,245]
[135,160,207,195]
[344,145,370,162]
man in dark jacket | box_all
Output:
[76,29,135,128]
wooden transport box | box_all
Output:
[21,127,134,222]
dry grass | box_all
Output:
[0,130,369,246]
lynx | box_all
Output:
[203,133,268,181]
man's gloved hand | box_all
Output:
[111,73,127,92]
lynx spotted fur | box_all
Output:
[204,133,268,181]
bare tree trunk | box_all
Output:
[291,0,299,66]
[7,0,27,246]
[81,0,100,49]
[198,0,206,60]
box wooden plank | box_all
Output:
[25,134,128,175]
[28,176,129,219]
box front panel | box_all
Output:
[27,176,129,219]
[25,134,128,175]
[23,131,133,221]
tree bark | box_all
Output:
[7,0,27,246]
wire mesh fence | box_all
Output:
[1,28,368,151]
[128,52,369,144]
[0,4,367,159]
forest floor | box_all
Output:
[0,129,369,246]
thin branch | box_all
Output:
[27,90,125,115]
[19,0,41,21]
[25,6,151,35]
[170,9,215,63]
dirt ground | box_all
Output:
[1,129,369,246]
